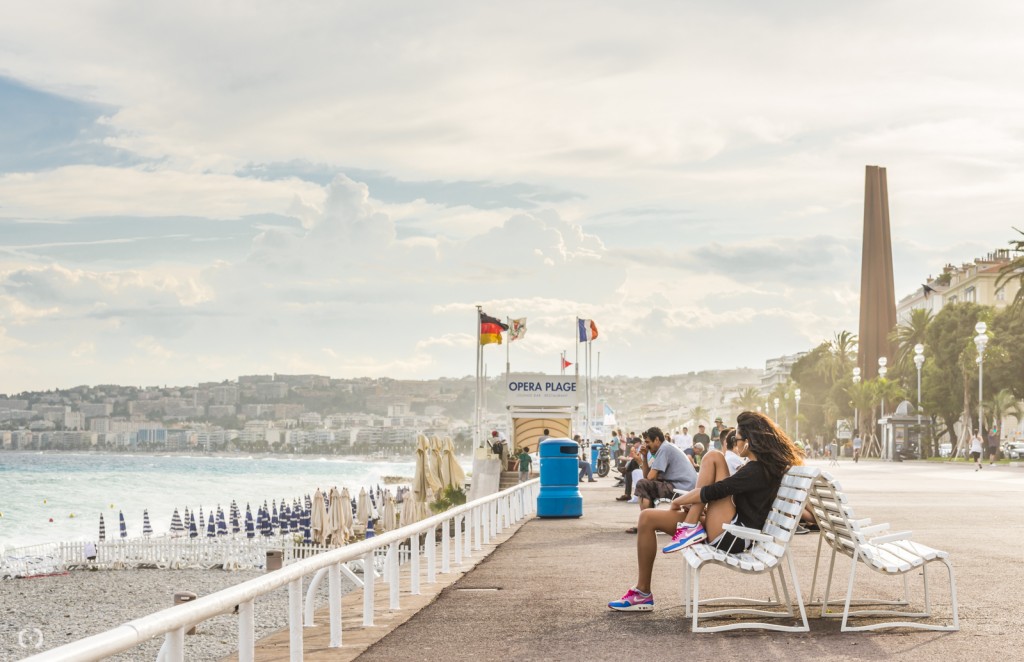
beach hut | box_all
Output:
[98,514,106,542]
[142,509,153,538]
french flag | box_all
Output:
[577,318,599,342]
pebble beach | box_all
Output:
[0,567,350,660]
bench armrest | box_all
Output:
[722,523,774,543]
[871,530,912,544]
[859,523,890,536]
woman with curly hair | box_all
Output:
[608,411,803,612]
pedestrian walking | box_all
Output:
[970,430,984,471]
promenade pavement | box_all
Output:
[353,459,1024,662]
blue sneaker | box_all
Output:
[608,587,654,611]
[661,523,706,553]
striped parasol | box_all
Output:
[245,504,255,539]
[279,504,291,536]
[118,510,128,538]
[142,509,153,537]
[290,500,301,533]
[206,513,216,538]
[271,502,279,531]
[230,502,240,535]
[216,506,227,536]
[169,508,184,537]
[301,505,312,544]
[260,507,273,537]
[188,511,198,539]
[197,507,205,535]
[98,513,106,542]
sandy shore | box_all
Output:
[0,567,353,661]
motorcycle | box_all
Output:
[596,444,611,477]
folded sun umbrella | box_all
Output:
[188,511,198,539]
[245,504,255,539]
[142,509,153,538]
[98,513,106,542]
[230,502,240,535]
[118,510,128,539]
[206,513,216,538]
[198,507,206,535]
[169,508,184,537]
[216,506,227,536]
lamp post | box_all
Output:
[974,321,988,439]
[913,344,925,427]
[878,357,888,460]
[852,367,861,437]
[773,398,779,422]
[795,388,801,443]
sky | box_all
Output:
[2,1,1023,394]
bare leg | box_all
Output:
[635,508,687,593]
[681,451,731,526]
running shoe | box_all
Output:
[608,587,654,611]
[661,523,706,553]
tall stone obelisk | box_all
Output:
[858,165,897,378]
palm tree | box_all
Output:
[818,331,857,383]
[890,308,933,377]
[689,406,711,428]
[731,386,762,413]
[985,388,1024,441]
[995,227,1024,314]
[847,380,877,446]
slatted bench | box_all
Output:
[679,464,820,632]
[806,471,960,631]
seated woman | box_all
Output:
[608,411,803,611]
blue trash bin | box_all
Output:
[590,442,604,468]
[537,438,583,518]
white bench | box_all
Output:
[679,465,820,632]
[806,471,960,631]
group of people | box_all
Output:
[608,411,807,612]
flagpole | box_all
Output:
[475,305,482,449]
[575,318,581,436]
[586,337,592,444]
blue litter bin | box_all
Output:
[537,438,583,518]
[590,442,604,468]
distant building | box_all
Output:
[760,352,809,394]
[897,249,1021,322]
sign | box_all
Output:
[505,374,579,407]
[836,419,852,441]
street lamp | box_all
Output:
[878,357,888,460]
[773,397,779,421]
[794,388,801,442]
[913,344,925,427]
[974,321,988,439]
[852,367,861,436]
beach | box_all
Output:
[0,567,349,660]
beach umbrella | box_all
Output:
[311,488,329,545]
[380,491,396,533]
[262,507,274,537]
[300,504,313,544]
[412,435,442,514]
[245,505,255,539]
[142,509,153,537]
[206,513,216,538]
[217,507,227,536]
[441,436,467,489]
[271,502,279,531]
[398,495,421,527]
[326,487,345,546]
[169,508,184,537]
[339,487,354,541]
[230,502,240,535]
[356,487,372,527]
[290,500,300,534]
[198,507,206,535]
[98,514,106,542]
[188,511,198,539]
[429,435,446,489]
[118,511,128,539]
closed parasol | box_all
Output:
[339,487,354,541]
[355,487,372,527]
[380,490,397,532]
[188,511,198,539]
[326,487,345,546]
[310,488,329,545]
[440,436,466,489]
[98,513,106,542]
[142,509,153,537]
[169,508,184,537]
[429,435,446,489]
[244,505,255,539]
[118,511,127,539]
[413,434,443,504]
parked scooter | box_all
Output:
[596,444,611,477]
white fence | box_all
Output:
[24,479,539,661]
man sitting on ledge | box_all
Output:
[624,426,696,534]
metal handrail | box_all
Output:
[25,479,539,661]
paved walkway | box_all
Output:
[245,460,1024,661]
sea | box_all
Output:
[0,452,439,551]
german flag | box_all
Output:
[480,312,508,346]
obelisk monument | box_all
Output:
[858,165,897,378]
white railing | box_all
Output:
[25,479,539,662]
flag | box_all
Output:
[561,358,572,369]
[480,312,508,346]
[509,318,527,342]
[603,403,617,426]
[577,318,599,342]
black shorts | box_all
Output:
[710,516,750,554]
[970,451,982,461]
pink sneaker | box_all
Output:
[608,587,654,611]
[662,523,706,553]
